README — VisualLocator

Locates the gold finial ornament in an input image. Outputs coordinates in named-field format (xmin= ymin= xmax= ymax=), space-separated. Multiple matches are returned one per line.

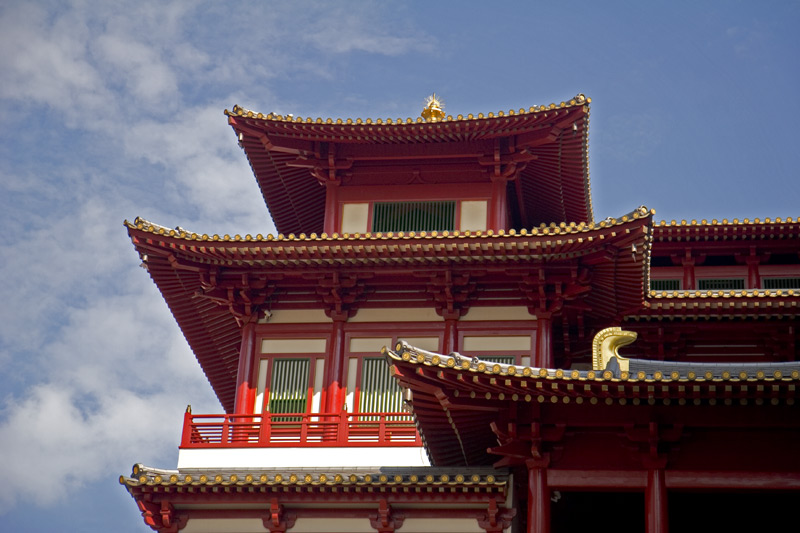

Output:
xmin=592 ymin=327 xmax=638 ymax=372
xmin=421 ymin=93 xmax=445 ymax=122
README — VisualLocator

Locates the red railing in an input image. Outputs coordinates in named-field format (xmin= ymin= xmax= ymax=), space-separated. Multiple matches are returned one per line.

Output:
xmin=180 ymin=412 xmax=421 ymax=448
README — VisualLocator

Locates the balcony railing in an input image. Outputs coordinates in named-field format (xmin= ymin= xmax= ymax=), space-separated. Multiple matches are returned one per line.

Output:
xmin=180 ymin=412 xmax=421 ymax=448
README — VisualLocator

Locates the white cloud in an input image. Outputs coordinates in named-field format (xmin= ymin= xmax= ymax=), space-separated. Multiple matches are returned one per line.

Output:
xmin=92 ymin=34 xmax=179 ymax=106
xmin=0 ymin=0 xmax=438 ymax=518
xmin=121 ymin=103 xmax=268 ymax=230
xmin=0 ymin=3 xmax=115 ymax=125
xmin=304 ymin=9 xmax=437 ymax=56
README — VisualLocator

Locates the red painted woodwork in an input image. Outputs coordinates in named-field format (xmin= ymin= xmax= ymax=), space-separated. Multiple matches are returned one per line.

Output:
xmin=533 ymin=315 xmax=552 ymax=368
xmin=681 ymin=255 xmax=695 ymax=290
xmin=324 ymin=182 xmax=339 ymax=235
xmin=489 ymin=176 xmax=508 ymax=232
xmin=180 ymin=411 xmax=421 ymax=448
xmin=233 ymin=319 xmax=258 ymax=414
xmin=645 ymin=469 xmax=668 ymax=533
xmin=527 ymin=462 xmax=550 ymax=533
xmin=324 ymin=319 xmax=346 ymax=413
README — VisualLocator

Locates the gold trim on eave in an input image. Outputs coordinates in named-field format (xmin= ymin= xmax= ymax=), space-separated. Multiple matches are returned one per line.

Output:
xmin=224 ymin=94 xmax=591 ymax=126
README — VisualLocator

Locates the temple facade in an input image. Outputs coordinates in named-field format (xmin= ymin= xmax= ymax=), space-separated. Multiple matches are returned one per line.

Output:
xmin=121 ymin=95 xmax=800 ymax=532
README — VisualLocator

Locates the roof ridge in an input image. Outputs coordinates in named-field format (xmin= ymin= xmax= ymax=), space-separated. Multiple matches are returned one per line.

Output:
xmin=225 ymin=94 xmax=590 ymax=125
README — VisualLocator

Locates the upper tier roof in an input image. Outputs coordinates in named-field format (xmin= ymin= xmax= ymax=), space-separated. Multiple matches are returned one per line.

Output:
xmin=125 ymin=207 xmax=651 ymax=411
xmin=226 ymin=95 xmax=593 ymax=234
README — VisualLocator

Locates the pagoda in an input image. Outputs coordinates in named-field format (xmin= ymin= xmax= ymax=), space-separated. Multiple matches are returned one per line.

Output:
xmin=121 ymin=95 xmax=800 ymax=532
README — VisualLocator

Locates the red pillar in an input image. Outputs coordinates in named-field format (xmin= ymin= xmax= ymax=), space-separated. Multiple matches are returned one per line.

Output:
xmin=526 ymin=460 xmax=550 ymax=533
xmin=681 ymin=257 xmax=695 ymax=290
xmin=645 ymin=469 xmax=668 ymax=533
xmin=489 ymin=177 xmax=508 ymax=231
xmin=443 ymin=315 xmax=458 ymax=354
xmin=323 ymin=317 xmax=346 ymax=413
xmin=233 ymin=319 xmax=258 ymax=414
xmin=534 ymin=315 xmax=553 ymax=368
xmin=746 ymin=256 xmax=761 ymax=289
xmin=324 ymin=181 xmax=340 ymax=235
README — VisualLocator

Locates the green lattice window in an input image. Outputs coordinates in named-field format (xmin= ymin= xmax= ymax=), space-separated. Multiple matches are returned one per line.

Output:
xmin=372 ymin=201 xmax=456 ymax=233
xmin=697 ymin=279 xmax=745 ymax=290
xmin=650 ymin=279 xmax=681 ymax=291
xmin=359 ymin=357 xmax=404 ymax=418
xmin=479 ymin=356 xmax=516 ymax=365
xmin=268 ymin=358 xmax=310 ymax=419
xmin=763 ymin=277 xmax=800 ymax=289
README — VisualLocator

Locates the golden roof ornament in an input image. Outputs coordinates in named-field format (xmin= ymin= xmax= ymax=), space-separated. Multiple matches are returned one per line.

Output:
xmin=421 ymin=93 xmax=445 ymax=122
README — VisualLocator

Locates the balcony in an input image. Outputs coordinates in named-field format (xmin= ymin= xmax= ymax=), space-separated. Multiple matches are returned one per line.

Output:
xmin=181 ymin=411 xmax=421 ymax=449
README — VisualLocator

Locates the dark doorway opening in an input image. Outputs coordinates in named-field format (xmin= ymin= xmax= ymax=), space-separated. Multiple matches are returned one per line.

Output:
xmin=669 ymin=491 xmax=797 ymax=531
xmin=551 ymin=490 xmax=644 ymax=533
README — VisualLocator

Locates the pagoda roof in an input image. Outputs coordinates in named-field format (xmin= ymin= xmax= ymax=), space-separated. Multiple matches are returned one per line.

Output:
xmin=126 ymin=208 xmax=652 ymax=411
xmin=634 ymin=288 xmax=800 ymax=319
xmin=226 ymin=95 xmax=593 ymax=234
xmin=121 ymin=463 xmax=508 ymax=492
xmin=121 ymin=464 xmax=512 ymax=531
xmin=384 ymin=341 xmax=800 ymax=466
xmin=652 ymin=217 xmax=800 ymax=253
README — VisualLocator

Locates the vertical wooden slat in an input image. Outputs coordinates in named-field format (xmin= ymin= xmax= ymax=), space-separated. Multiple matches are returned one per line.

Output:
xmin=371 ymin=201 xmax=456 ymax=233
xmin=359 ymin=358 xmax=404 ymax=419
xmin=269 ymin=358 xmax=310 ymax=419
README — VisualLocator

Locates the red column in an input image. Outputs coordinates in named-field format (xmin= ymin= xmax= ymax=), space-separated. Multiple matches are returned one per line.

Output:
xmin=526 ymin=460 xmax=550 ymax=533
xmin=746 ymin=256 xmax=761 ymax=289
xmin=323 ymin=317 xmax=346 ymax=413
xmin=645 ymin=469 xmax=668 ymax=533
xmin=443 ymin=315 xmax=458 ymax=354
xmin=681 ymin=257 xmax=695 ymax=290
xmin=324 ymin=181 xmax=340 ymax=235
xmin=489 ymin=177 xmax=508 ymax=231
xmin=534 ymin=315 xmax=553 ymax=368
xmin=233 ymin=319 xmax=258 ymax=414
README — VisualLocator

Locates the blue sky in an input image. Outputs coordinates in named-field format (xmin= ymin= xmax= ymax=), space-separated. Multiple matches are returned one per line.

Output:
xmin=0 ymin=1 xmax=798 ymax=531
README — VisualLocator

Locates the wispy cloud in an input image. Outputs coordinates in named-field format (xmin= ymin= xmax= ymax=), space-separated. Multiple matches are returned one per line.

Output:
xmin=0 ymin=0 xmax=437 ymax=517
xmin=301 ymin=4 xmax=437 ymax=56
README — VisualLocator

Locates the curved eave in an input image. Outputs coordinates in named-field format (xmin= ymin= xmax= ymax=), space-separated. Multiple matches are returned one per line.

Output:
xmin=126 ymin=225 xmax=240 ymax=412
xmin=121 ymin=464 xmax=508 ymax=494
xmin=227 ymin=99 xmax=592 ymax=234
xmin=385 ymin=343 xmax=800 ymax=466
xmin=626 ymin=289 xmax=800 ymax=320
xmin=653 ymin=218 xmax=800 ymax=243
xmin=125 ymin=207 xmax=648 ymax=266
xmin=128 ymin=208 xmax=651 ymax=318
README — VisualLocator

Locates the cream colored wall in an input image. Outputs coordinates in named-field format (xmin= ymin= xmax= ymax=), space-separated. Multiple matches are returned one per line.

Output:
xmin=182 ymin=518 xmax=266 ymax=533
xmin=462 ymin=335 xmax=532 ymax=352
xmin=341 ymin=202 xmax=369 ymax=234
xmin=181 ymin=516 xmax=489 ymax=533
xmin=461 ymin=306 xmax=534 ymax=321
xmin=349 ymin=335 xmax=440 ymax=352
xmin=349 ymin=307 xmax=443 ymax=323
xmin=261 ymin=338 xmax=327 ymax=354
xmin=261 ymin=309 xmax=331 ymax=324
xmin=460 ymin=200 xmax=488 ymax=231
xmin=349 ymin=337 xmax=393 ymax=352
